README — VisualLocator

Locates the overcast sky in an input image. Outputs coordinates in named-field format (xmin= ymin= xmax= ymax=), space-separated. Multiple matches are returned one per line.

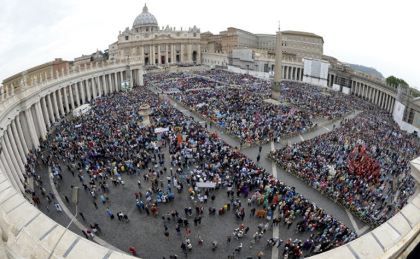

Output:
xmin=1 ymin=0 xmax=419 ymax=87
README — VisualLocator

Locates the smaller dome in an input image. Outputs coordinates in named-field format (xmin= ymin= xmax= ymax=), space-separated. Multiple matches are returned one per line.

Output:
xmin=133 ymin=4 xmax=158 ymax=29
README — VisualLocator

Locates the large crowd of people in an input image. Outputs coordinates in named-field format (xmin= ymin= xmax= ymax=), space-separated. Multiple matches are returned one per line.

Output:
xmin=279 ymin=82 xmax=371 ymax=119
xmin=194 ymin=69 xmax=271 ymax=94
xmin=145 ymin=72 xmax=219 ymax=92
xmin=175 ymin=88 xmax=314 ymax=144
xmin=270 ymin=110 xmax=420 ymax=226
xmin=25 ymin=83 xmax=356 ymax=258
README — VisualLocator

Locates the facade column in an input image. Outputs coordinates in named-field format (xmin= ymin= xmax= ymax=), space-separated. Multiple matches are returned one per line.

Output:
xmin=47 ymin=94 xmax=56 ymax=123
xmin=11 ymin=120 xmax=27 ymax=163
xmin=165 ymin=44 xmax=169 ymax=64
xmin=149 ymin=45 xmax=153 ymax=65
xmin=157 ymin=45 xmax=161 ymax=65
xmin=41 ymin=97 xmax=51 ymax=128
xmin=188 ymin=44 xmax=192 ymax=63
xmin=5 ymin=129 xmax=25 ymax=172
xmin=138 ymin=69 xmax=144 ymax=86
xmin=25 ymin=108 xmax=40 ymax=149
xmin=171 ymin=45 xmax=175 ymax=63
xmin=180 ymin=45 xmax=184 ymax=63
xmin=140 ymin=46 xmax=144 ymax=65
xmin=129 ymin=70 xmax=134 ymax=88
xmin=15 ymin=116 xmax=30 ymax=154
xmin=197 ymin=44 xmax=201 ymax=64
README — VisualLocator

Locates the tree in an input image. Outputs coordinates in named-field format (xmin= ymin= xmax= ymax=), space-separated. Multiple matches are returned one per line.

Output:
xmin=386 ymin=76 xmax=408 ymax=87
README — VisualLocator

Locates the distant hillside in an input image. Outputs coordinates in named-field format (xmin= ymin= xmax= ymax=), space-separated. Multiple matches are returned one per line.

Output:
xmin=347 ymin=63 xmax=384 ymax=80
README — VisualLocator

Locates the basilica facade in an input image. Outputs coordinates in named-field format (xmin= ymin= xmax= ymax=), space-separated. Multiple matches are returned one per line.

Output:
xmin=108 ymin=4 xmax=201 ymax=66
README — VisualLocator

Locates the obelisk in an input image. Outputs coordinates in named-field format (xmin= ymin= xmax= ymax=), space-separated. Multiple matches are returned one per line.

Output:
xmin=272 ymin=23 xmax=282 ymax=100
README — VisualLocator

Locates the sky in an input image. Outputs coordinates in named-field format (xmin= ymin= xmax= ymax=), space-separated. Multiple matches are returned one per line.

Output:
xmin=0 ymin=0 xmax=419 ymax=87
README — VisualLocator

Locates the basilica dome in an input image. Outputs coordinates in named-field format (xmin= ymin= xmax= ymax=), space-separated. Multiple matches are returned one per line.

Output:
xmin=133 ymin=4 xmax=158 ymax=29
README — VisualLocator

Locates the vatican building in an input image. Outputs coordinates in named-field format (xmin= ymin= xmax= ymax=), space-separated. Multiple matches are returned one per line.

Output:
xmin=0 ymin=3 xmax=419 ymax=259
xmin=108 ymin=4 xmax=201 ymax=66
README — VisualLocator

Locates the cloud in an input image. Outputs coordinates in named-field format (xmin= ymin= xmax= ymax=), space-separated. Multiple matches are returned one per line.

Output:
xmin=1 ymin=0 xmax=419 ymax=88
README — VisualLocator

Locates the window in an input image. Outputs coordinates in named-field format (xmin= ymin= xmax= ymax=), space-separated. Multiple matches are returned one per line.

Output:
xmin=408 ymin=109 xmax=415 ymax=124
xmin=125 ymin=36 xmax=129 ymax=40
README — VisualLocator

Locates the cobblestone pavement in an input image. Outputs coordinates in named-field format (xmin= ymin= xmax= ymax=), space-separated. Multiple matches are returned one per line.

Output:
xmin=32 ymin=89 xmax=367 ymax=259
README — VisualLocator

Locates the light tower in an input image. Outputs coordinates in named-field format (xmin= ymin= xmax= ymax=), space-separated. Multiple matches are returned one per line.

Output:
xmin=272 ymin=22 xmax=282 ymax=100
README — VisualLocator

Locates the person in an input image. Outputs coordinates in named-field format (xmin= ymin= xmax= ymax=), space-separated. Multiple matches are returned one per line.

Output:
xmin=128 ymin=246 xmax=137 ymax=256
xmin=211 ymin=241 xmax=218 ymax=251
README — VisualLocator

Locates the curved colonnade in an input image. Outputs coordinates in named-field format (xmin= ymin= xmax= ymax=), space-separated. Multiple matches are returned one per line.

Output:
xmin=0 ymin=62 xmax=418 ymax=258
xmin=0 ymin=61 xmax=142 ymax=258
xmin=281 ymin=62 xmax=397 ymax=114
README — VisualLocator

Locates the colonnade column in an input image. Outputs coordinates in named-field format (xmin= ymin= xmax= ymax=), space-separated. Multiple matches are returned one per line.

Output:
xmin=92 ymin=77 xmax=98 ymax=98
xmin=47 ymin=94 xmax=56 ymax=123
xmin=11 ymin=120 xmax=27 ymax=164
xmin=379 ymin=93 xmax=384 ymax=108
xmin=52 ymin=91 xmax=60 ymax=119
xmin=15 ymin=116 xmax=29 ymax=155
xmin=76 ymin=82 xmax=82 ymax=106
xmin=102 ymin=75 xmax=107 ymax=95
xmin=0 ymin=152 xmax=23 ymax=191
xmin=113 ymin=73 xmax=118 ymax=93
xmin=81 ymin=81 xmax=86 ymax=104
xmin=57 ymin=89 xmax=65 ymax=116
xmin=5 ymin=129 xmax=24 ymax=173
xmin=86 ymin=79 xmax=92 ymax=102
xmin=2 ymin=136 xmax=21 ymax=182
xmin=108 ymin=74 xmax=113 ymax=93
xmin=68 ymin=84 xmax=74 ymax=109
xmin=99 ymin=77 xmax=104 ymax=96
xmin=25 ymin=108 xmax=40 ymax=149
xmin=41 ymin=97 xmax=51 ymax=128
xmin=35 ymin=102 xmax=47 ymax=139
